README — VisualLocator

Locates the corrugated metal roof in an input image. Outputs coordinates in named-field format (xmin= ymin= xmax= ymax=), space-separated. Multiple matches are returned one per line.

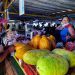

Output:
xmin=0 ymin=0 xmax=75 ymax=20
xmin=11 ymin=0 xmax=75 ymax=15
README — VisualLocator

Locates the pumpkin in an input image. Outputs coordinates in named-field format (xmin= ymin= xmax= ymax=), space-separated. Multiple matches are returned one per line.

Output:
xmin=39 ymin=35 xmax=51 ymax=50
xmin=37 ymin=54 xmax=69 ymax=75
xmin=49 ymin=35 xmax=55 ymax=41
xmin=47 ymin=37 xmax=56 ymax=50
xmin=31 ymin=35 xmax=41 ymax=48
xmin=29 ymin=35 xmax=41 ymax=49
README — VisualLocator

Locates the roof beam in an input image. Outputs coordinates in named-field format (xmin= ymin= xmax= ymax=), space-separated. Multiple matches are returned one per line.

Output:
xmin=9 ymin=12 xmax=54 ymax=18
xmin=7 ymin=0 xmax=15 ymax=9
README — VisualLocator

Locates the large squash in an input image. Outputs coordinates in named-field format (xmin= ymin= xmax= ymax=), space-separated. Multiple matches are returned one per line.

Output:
xmin=49 ymin=35 xmax=55 ymax=41
xmin=39 ymin=35 xmax=51 ymax=50
xmin=47 ymin=37 xmax=56 ymax=50
xmin=31 ymin=35 xmax=41 ymax=48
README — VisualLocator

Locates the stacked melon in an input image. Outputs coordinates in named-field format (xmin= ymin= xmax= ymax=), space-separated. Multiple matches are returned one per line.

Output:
xmin=23 ymin=49 xmax=69 ymax=75
xmin=14 ymin=34 xmax=75 ymax=75
xmin=22 ymin=47 xmax=75 ymax=75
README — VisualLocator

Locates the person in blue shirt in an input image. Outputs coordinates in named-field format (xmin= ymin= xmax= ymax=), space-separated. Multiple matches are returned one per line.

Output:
xmin=56 ymin=17 xmax=75 ymax=44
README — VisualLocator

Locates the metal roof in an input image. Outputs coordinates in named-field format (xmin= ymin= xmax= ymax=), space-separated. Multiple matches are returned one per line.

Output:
xmin=12 ymin=0 xmax=75 ymax=16
xmin=0 ymin=0 xmax=75 ymax=20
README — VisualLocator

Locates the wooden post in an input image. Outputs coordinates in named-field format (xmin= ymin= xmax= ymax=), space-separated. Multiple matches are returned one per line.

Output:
xmin=4 ymin=0 xmax=8 ymax=19
xmin=3 ymin=0 xmax=8 ymax=29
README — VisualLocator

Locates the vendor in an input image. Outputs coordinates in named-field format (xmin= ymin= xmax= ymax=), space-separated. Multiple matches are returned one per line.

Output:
xmin=56 ymin=17 xmax=75 ymax=44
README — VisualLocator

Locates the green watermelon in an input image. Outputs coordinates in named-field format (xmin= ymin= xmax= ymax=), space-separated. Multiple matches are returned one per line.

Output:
xmin=52 ymin=48 xmax=75 ymax=67
xmin=23 ymin=49 xmax=50 ymax=65
xmin=37 ymin=54 xmax=69 ymax=75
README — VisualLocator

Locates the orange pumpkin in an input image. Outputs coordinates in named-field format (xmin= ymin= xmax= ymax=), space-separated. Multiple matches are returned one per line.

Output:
xmin=39 ymin=35 xmax=51 ymax=50
xmin=50 ymin=40 xmax=56 ymax=50
xmin=32 ymin=35 xmax=41 ymax=48
xmin=49 ymin=35 xmax=55 ymax=41
xmin=47 ymin=37 xmax=56 ymax=50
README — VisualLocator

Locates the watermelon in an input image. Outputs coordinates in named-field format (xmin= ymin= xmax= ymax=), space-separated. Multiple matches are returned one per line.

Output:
xmin=23 ymin=49 xmax=50 ymax=65
xmin=37 ymin=54 xmax=69 ymax=75
xmin=52 ymin=48 xmax=75 ymax=67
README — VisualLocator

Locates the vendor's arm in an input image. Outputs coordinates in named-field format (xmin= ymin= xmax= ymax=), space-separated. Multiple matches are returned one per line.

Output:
xmin=68 ymin=26 xmax=75 ymax=38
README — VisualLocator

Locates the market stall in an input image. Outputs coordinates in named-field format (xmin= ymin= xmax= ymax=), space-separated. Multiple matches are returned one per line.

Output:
xmin=0 ymin=0 xmax=75 ymax=75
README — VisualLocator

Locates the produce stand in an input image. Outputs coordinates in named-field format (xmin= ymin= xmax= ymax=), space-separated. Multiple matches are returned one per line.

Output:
xmin=0 ymin=0 xmax=75 ymax=75
xmin=9 ymin=56 xmax=75 ymax=75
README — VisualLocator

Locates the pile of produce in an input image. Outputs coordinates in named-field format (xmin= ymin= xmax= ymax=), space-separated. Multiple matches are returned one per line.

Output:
xmin=13 ymin=34 xmax=75 ymax=75
xmin=22 ymin=49 xmax=70 ymax=75
xmin=29 ymin=34 xmax=56 ymax=50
